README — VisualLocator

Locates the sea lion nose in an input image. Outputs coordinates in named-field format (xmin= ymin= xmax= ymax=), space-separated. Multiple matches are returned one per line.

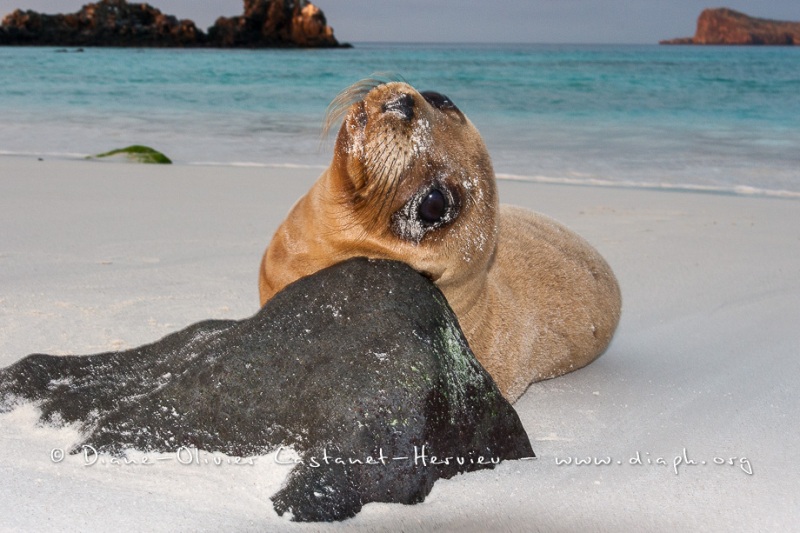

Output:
xmin=382 ymin=93 xmax=415 ymax=121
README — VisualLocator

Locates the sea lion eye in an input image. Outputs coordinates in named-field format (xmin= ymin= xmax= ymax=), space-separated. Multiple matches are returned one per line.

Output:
xmin=420 ymin=91 xmax=458 ymax=112
xmin=391 ymin=184 xmax=459 ymax=243
xmin=419 ymin=189 xmax=447 ymax=223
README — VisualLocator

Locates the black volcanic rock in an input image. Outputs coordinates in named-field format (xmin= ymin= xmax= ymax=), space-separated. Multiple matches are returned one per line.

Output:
xmin=208 ymin=0 xmax=342 ymax=48
xmin=0 ymin=0 xmax=203 ymax=46
xmin=0 ymin=0 xmax=346 ymax=48
xmin=0 ymin=258 xmax=534 ymax=522
xmin=661 ymin=8 xmax=800 ymax=45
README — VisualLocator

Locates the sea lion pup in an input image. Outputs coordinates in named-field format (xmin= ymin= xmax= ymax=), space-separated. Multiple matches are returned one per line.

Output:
xmin=259 ymin=80 xmax=621 ymax=402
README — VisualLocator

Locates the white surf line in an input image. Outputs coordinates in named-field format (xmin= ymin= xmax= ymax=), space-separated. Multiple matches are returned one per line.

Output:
xmin=496 ymin=173 xmax=800 ymax=200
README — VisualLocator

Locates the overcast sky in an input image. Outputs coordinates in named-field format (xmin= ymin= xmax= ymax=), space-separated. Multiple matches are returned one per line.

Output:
xmin=1 ymin=1 xmax=797 ymax=44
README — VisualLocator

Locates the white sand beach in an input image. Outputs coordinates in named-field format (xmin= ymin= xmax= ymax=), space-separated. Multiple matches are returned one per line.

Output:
xmin=0 ymin=156 xmax=798 ymax=531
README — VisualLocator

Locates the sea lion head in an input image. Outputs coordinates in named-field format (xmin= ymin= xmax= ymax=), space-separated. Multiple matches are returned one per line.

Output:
xmin=323 ymin=80 xmax=499 ymax=291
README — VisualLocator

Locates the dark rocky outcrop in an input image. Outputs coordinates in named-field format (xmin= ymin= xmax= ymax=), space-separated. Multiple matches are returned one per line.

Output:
xmin=208 ymin=0 xmax=341 ymax=47
xmin=0 ymin=0 xmax=203 ymax=46
xmin=0 ymin=258 xmax=534 ymax=522
xmin=661 ymin=8 xmax=800 ymax=45
xmin=0 ymin=0 xmax=346 ymax=48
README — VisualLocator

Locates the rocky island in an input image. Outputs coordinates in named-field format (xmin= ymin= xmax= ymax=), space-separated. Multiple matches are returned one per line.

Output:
xmin=0 ymin=0 xmax=347 ymax=48
xmin=661 ymin=8 xmax=800 ymax=45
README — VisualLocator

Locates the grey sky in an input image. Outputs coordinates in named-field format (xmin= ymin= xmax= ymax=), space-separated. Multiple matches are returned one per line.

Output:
xmin=0 ymin=0 xmax=797 ymax=43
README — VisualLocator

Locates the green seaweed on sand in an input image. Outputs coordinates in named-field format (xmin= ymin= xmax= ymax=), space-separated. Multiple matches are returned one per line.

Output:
xmin=90 ymin=145 xmax=172 ymax=164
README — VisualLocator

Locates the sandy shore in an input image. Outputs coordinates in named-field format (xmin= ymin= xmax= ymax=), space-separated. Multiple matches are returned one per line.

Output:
xmin=1 ymin=157 xmax=798 ymax=531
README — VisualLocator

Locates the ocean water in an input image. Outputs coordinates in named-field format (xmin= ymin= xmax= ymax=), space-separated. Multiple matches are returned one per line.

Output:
xmin=1 ymin=43 xmax=799 ymax=197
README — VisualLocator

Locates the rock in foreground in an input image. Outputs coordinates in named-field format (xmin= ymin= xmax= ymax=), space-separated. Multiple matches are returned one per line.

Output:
xmin=0 ymin=0 xmax=346 ymax=48
xmin=661 ymin=8 xmax=800 ymax=45
xmin=0 ymin=258 xmax=534 ymax=522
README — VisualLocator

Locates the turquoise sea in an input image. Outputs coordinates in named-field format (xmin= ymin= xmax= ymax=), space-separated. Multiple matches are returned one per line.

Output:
xmin=1 ymin=43 xmax=799 ymax=196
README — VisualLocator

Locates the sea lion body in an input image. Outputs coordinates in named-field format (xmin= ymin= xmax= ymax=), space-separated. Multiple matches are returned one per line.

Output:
xmin=259 ymin=81 xmax=620 ymax=402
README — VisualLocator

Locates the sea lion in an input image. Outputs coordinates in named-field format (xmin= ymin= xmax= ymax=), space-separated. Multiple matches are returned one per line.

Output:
xmin=259 ymin=79 xmax=621 ymax=402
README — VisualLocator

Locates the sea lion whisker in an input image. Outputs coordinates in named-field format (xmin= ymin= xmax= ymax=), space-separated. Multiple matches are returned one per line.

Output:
xmin=370 ymin=135 xmax=397 ymax=183
xmin=373 ymin=180 xmax=394 ymax=227
xmin=373 ymin=148 xmax=402 ymax=222
xmin=364 ymin=138 xmax=398 ymax=210
xmin=322 ymin=73 xmax=405 ymax=139
xmin=361 ymin=133 xmax=389 ymax=172
xmin=365 ymin=136 xmax=393 ymax=172
xmin=386 ymin=166 xmax=404 ymax=222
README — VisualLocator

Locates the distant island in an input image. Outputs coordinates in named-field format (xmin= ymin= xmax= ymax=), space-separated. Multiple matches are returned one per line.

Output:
xmin=661 ymin=8 xmax=800 ymax=45
xmin=0 ymin=0 xmax=349 ymax=48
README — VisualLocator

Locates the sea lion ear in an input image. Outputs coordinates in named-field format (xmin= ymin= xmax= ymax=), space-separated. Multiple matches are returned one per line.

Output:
xmin=420 ymin=91 xmax=459 ymax=112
